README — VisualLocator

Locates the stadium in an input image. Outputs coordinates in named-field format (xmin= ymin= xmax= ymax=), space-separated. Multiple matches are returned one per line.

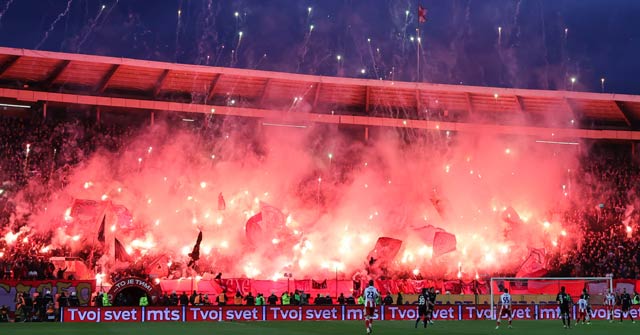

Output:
xmin=1 ymin=1 xmax=640 ymax=334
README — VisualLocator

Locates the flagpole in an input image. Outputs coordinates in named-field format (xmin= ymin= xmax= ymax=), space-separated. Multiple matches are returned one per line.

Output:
xmin=416 ymin=27 xmax=420 ymax=82
xmin=335 ymin=266 xmax=338 ymax=301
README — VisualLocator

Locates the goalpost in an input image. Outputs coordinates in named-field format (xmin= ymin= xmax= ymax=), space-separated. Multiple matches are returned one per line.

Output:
xmin=489 ymin=277 xmax=613 ymax=320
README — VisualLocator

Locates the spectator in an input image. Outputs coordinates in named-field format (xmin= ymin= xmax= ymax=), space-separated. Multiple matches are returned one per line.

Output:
xmin=244 ymin=292 xmax=255 ymax=306
xmin=396 ymin=292 xmax=404 ymax=305
xmin=267 ymin=292 xmax=278 ymax=305
xmin=179 ymin=292 xmax=189 ymax=306
xmin=383 ymin=292 xmax=393 ymax=305
xmin=234 ymin=291 xmax=243 ymax=305
xmin=281 ymin=292 xmax=290 ymax=305
xmin=216 ymin=292 xmax=227 ymax=306
xmin=337 ymin=293 xmax=345 ymax=305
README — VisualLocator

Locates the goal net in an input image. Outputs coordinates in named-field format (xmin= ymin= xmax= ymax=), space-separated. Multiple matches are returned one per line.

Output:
xmin=489 ymin=276 xmax=613 ymax=320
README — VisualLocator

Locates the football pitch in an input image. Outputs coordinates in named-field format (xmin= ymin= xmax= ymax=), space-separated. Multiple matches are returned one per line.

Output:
xmin=2 ymin=320 xmax=638 ymax=335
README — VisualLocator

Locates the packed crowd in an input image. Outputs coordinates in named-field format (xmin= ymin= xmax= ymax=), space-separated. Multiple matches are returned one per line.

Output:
xmin=549 ymin=147 xmax=640 ymax=278
xmin=0 ymin=112 xmax=639 ymax=283
xmin=0 ymin=114 xmax=140 ymax=279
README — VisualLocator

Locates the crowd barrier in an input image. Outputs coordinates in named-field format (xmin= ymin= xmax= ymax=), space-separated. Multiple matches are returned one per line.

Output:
xmin=61 ymin=304 xmax=640 ymax=323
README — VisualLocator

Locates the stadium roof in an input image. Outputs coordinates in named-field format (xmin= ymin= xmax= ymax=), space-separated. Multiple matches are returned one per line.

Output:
xmin=1 ymin=47 xmax=640 ymax=141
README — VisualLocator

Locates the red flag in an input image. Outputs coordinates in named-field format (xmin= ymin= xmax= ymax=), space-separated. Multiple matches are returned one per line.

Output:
xmin=244 ymin=203 xmax=288 ymax=246
xmin=97 ymin=216 xmax=106 ymax=243
xmin=112 ymin=205 xmax=134 ymax=230
xmin=367 ymin=237 xmax=403 ymax=265
xmin=146 ymin=254 xmax=170 ymax=278
xmin=218 ymin=192 xmax=226 ymax=210
xmin=114 ymin=238 xmax=132 ymax=262
xmin=501 ymin=206 xmax=522 ymax=225
xmin=70 ymin=199 xmax=107 ymax=224
xmin=188 ymin=231 xmax=203 ymax=267
xmin=516 ymin=248 xmax=547 ymax=277
xmin=245 ymin=213 xmax=263 ymax=245
xmin=433 ymin=231 xmax=457 ymax=257
xmin=418 ymin=5 xmax=427 ymax=24
xmin=430 ymin=197 xmax=448 ymax=219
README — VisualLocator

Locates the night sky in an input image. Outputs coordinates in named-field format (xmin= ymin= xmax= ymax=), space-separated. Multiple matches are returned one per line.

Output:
xmin=0 ymin=0 xmax=639 ymax=94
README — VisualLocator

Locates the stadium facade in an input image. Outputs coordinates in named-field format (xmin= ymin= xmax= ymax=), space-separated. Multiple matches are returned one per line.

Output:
xmin=1 ymin=47 xmax=640 ymax=141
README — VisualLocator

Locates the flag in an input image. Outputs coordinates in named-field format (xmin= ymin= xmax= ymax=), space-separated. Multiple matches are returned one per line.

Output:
xmin=245 ymin=213 xmax=263 ymax=245
xmin=244 ymin=203 xmax=290 ymax=246
xmin=218 ymin=192 xmax=226 ymax=210
xmin=418 ymin=5 xmax=427 ymax=24
xmin=70 ymin=199 xmax=107 ymax=224
xmin=97 ymin=215 xmax=105 ymax=243
xmin=413 ymin=224 xmax=445 ymax=244
xmin=501 ymin=206 xmax=522 ymax=226
xmin=114 ymin=238 xmax=132 ymax=262
xmin=433 ymin=231 xmax=457 ymax=257
xmin=260 ymin=203 xmax=286 ymax=231
xmin=188 ymin=231 xmax=203 ymax=267
xmin=112 ymin=205 xmax=134 ymax=230
xmin=367 ymin=237 xmax=403 ymax=265
xmin=515 ymin=248 xmax=547 ymax=277
xmin=312 ymin=280 xmax=328 ymax=290
xmin=146 ymin=255 xmax=170 ymax=278
xmin=430 ymin=197 xmax=448 ymax=219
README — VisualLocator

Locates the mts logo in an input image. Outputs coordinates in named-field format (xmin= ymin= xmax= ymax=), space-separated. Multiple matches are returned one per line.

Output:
xmin=344 ymin=307 xmax=380 ymax=321
xmin=145 ymin=307 xmax=182 ymax=322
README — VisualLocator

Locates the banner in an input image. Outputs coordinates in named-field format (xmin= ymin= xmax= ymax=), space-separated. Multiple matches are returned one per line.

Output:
xmin=130 ymin=278 xmax=640 ymax=296
xmin=61 ymin=304 xmax=640 ymax=323
xmin=185 ymin=305 xmax=263 ymax=321
xmin=108 ymin=277 xmax=162 ymax=303
xmin=312 ymin=280 xmax=327 ymax=290
xmin=219 ymin=278 xmax=252 ymax=296
xmin=459 ymin=305 xmax=535 ymax=320
xmin=265 ymin=305 xmax=340 ymax=321
xmin=64 ymin=307 xmax=143 ymax=323
xmin=385 ymin=305 xmax=459 ymax=320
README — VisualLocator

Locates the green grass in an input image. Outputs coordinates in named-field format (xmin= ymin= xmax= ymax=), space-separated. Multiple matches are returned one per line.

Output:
xmin=2 ymin=320 xmax=639 ymax=335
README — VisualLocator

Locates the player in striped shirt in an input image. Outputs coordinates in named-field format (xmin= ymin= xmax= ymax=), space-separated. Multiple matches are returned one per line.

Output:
xmin=363 ymin=280 xmax=380 ymax=334
xmin=576 ymin=297 xmax=589 ymax=325
xmin=495 ymin=288 xmax=513 ymax=329
xmin=578 ymin=289 xmax=591 ymax=325
xmin=604 ymin=289 xmax=616 ymax=322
